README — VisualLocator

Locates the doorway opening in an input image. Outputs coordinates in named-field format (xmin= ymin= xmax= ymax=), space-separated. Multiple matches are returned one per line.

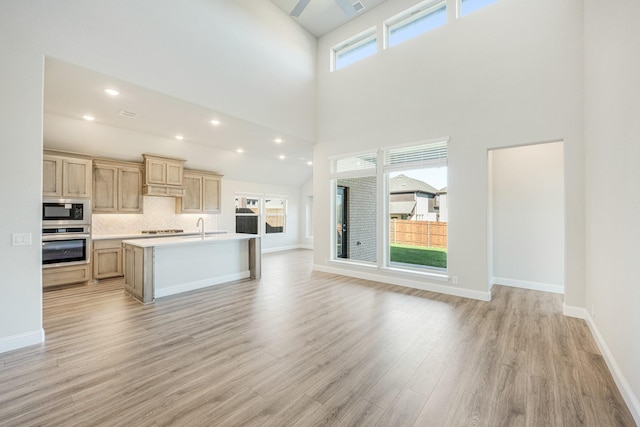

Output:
xmin=488 ymin=141 xmax=565 ymax=294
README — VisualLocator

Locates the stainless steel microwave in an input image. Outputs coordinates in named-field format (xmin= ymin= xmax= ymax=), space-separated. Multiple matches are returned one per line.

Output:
xmin=42 ymin=199 xmax=91 ymax=226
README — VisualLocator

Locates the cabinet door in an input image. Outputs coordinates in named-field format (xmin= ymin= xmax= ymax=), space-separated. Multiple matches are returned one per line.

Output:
xmin=93 ymin=248 xmax=123 ymax=279
xmin=119 ymin=167 xmax=143 ymax=213
xmin=202 ymin=175 xmax=221 ymax=213
xmin=146 ymin=159 xmax=167 ymax=184
xmin=180 ymin=175 xmax=202 ymax=212
xmin=43 ymin=155 xmax=63 ymax=197
xmin=93 ymin=165 xmax=118 ymax=212
xmin=63 ymin=158 xmax=92 ymax=198
xmin=166 ymin=161 xmax=183 ymax=186
xmin=124 ymin=245 xmax=145 ymax=300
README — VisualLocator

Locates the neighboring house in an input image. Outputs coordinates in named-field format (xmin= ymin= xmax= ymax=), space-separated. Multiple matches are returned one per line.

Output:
xmin=389 ymin=174 xmax=447 ymax=222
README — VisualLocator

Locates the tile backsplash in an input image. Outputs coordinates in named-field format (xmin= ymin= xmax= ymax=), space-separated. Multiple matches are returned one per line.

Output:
xmin=92 ymin=196 xmax=219 ymax=236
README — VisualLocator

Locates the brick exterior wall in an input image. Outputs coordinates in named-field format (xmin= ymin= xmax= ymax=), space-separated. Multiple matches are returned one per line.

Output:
xmin=338 ymin=177 xmax=377 ymax=262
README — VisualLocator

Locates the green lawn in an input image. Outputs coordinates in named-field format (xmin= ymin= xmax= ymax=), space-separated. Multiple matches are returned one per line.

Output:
xmin=390 ymin=244 xmax=447 ymax=269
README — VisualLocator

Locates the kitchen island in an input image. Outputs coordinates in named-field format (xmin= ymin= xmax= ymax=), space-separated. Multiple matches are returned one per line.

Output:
xmin=122 ymin=233 xmax=261 ymax=304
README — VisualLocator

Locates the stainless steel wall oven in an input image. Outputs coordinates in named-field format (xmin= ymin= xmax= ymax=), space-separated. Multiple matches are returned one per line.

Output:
xmin=42 ymin=225 xmax=91 ymax=267
xmin=42 ymin=198 xmax=91 ymax=268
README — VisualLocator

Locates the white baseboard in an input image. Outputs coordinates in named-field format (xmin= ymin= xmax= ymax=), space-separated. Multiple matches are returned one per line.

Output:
xmin=563 ymin=304 xmax=640 ymax=425
xmin=262 ymin=244 xmax=312 ymax=254
xmin=313 ymin=264 xmax=491 ymax=301
xmin=0 ymin=328 xmax=45 ymax=354
xmin=155 ymin=271 xmax=250 ymax=298
xmin=491 ymin=276 xmax=564 ymax=294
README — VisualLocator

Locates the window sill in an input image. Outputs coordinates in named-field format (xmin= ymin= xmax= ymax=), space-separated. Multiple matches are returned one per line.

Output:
xmin=381 ymin=266 xmax=449 ymax=282
xmin=327 ymin=259 xmax=449 ymax=283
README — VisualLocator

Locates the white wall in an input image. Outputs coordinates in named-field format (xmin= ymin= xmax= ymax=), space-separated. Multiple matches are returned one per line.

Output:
xmin=490 ymin=142 xmax=564 ymax=293
xmin=584 ymin=0 xmax=640 ymax=420
xmin=299 ymin=177 xmax=314 ymax=249
xmin=314 ymin=0 xmax=584 ymax=302
xmin=0 ymin=0 xmax=315 ymax=352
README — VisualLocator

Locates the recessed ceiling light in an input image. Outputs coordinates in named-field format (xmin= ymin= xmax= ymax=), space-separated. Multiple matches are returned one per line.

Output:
xmin=210 ymin=119 xmax=221 ymax=126
xmin=175 ymin=135 xmax=184 ymax=140
xmin=236 ymin=148 xmax=244 ymax=153
xmin=104 ymin=88 xmax=119 ymax=96
xmin=307 ymin=161 xmax=313 ymax=166
xmin=279 ymin=155 xmax=286 ymax=160
xmin=82 ymin=115 xmax=95 ymax=121
xmin=275 ymin=138 xmax=283 ymax=144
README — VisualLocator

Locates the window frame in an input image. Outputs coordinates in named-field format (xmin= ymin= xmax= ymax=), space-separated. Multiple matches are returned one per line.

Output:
xmin=264 ymin=196 xmax=288 ymax=235
xmin=329 ymin=138 xmax=448 ymax=275
xmin=234 ymin=193 xmax=288 ymax=236
xmin=457 ymin=0 xmax=499 ymax=18
xmin=331 ymin=26 xmax=378 ymax=72
xmin=384 ymin=0 xmax=447 ymax=49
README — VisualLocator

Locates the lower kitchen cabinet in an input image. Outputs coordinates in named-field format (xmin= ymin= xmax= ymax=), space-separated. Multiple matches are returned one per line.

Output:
xmin=43 ymin=264 xmax=91 ymax=289
xmin=123 ymin=244 xmax=153 ymax=303
xmin=93 ymin=239 xmax=123 ymax=279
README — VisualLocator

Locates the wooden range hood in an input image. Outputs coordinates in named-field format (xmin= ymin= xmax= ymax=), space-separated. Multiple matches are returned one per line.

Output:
xmin=142 ymin=154 xmax=186 ymax=197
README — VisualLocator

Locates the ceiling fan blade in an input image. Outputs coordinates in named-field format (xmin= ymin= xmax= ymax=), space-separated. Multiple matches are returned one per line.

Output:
xmin=334 ymin=0 xmax=357 ymax=18
xmin=290 ymin=0 xmax=312 ymax=17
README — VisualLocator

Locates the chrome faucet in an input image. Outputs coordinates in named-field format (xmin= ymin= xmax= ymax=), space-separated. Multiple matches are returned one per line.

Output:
xmin=196 ymin=217 xmax=205 ymax=239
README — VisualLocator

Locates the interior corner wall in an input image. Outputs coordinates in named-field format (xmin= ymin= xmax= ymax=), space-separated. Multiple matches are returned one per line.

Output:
xmin=491 ymin=142 xmax=564 ymax=291
xmin=0 ymin=0 xmax=316 ymax=353
xmin=313 ymin=0 xmax=584 ymax=300
xmin=584 ymin=0 xmax=640 ymax=417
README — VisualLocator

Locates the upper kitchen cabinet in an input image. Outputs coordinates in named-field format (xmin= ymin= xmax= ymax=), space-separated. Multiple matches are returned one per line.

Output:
xmin=142 ymin=154 xmax=186 ymax=197
xmin=93 ymin=159 xmax=143 ymax=214
xmin=43 ymin=154 xmax=92 ymax=198
xmin=176 ymin=170 xmax=222 ymax=214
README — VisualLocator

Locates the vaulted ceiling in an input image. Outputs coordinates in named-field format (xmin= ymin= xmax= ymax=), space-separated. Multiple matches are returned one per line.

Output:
xmin=270 ymin=0 xmax=390 ymax=37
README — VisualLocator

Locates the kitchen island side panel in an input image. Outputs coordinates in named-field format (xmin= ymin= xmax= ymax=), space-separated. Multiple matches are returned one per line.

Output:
xmin=153 ymin=239 xmax=249 ymax=297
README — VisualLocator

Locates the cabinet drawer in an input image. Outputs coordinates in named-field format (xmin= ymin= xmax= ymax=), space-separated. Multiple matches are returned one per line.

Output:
xmin=43 ymin=264 xmax=91 ymax=288
xmin=93 ymin=239 xmax=122 ymax=250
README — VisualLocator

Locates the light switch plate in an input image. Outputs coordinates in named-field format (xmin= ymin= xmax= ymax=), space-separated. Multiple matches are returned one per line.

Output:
xmin=12 ymin=233 xmax=32 ymax=246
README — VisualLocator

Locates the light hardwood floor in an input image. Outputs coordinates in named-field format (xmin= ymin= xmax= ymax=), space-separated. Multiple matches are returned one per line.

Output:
xmin=0 ymin=249 xmax=635 ymax=426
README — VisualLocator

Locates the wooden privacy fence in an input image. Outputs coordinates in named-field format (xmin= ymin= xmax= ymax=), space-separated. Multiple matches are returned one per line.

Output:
xmin=389 ymin=219 xmax=447 ymax=249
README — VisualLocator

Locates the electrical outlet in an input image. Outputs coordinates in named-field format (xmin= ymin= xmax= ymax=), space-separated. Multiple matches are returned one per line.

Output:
xmin=12 ymin=233 xmax=32 ymax=246
xmin=451 ymin=275 xmax=459 ymax=285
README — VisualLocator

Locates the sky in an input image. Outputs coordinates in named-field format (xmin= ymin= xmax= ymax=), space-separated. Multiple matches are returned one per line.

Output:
xmin=391 ymin=167 xmax=448 ymax=191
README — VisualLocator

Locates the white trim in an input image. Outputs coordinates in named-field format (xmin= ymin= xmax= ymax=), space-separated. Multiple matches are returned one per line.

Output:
xmin=314 ymin=263 xmax=491 ymax=301
xmin=561 ymin=303 xmax=588 ymax=319
xmin=491 ymin=276 xmax=564 ymax=294
xmin=155 ymin=272 xmax=250 ymax=298
xmin=262 ymin=244 xmax=310 ymax=254
xmin=0 ymin=329 xmax=45 ymax=354
xmin=563 ymin=304 xmax=640 ymax=425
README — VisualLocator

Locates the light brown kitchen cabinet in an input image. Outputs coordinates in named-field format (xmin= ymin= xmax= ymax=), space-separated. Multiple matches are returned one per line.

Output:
xmin=43 ymin=154 xmax=92 ymax=198
xmin=142 ymin=154 xmax=185 ymax=197
xmin=43 ymin=264 xmax=91 ymax=289
xmin=93 ymin=239 xmax=123 ymax=279
xmin=123 ymin=244 xmax=153 ymax=303
xmin=176 ymin=170 xmax=222 ymax=214
xmin=93 ymin=160 xmax=143 ymax=214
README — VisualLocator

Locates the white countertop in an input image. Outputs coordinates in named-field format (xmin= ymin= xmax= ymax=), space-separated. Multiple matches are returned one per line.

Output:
xmin=122 ymin=233 xmax=257 ymax=248
xmin=92 ymin=231 xmax=227 ymax=241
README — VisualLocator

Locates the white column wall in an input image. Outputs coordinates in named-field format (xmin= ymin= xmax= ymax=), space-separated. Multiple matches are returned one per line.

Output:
xmin=314 ymin=0 xmax=584 ymax=302
xmin=584 ymin=0 xmax=640 ymax=419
